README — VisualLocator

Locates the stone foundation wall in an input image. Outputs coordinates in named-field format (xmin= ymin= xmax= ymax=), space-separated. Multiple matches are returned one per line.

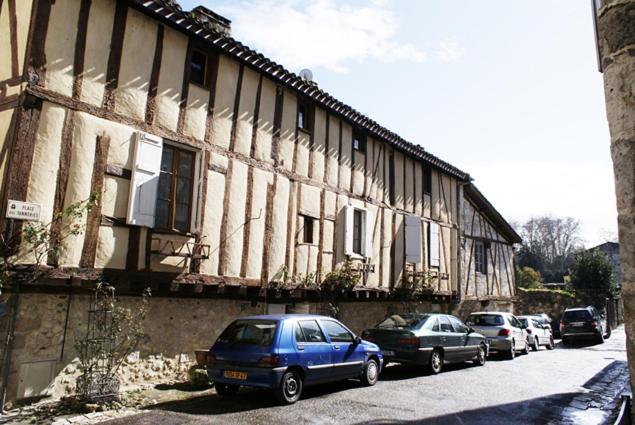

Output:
xmin=0 ymin=292 xmax=516 ymax=402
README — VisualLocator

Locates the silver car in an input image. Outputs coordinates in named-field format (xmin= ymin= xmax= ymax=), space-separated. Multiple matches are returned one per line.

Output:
xmin=465 ymin=312 xmax=528 ymax=360
xmin=517 ymin=316 xmax=554 ymax=351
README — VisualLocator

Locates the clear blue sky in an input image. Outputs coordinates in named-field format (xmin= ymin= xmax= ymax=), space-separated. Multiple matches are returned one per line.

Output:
xmin=181 ymin=0 xmax=616 ymax=247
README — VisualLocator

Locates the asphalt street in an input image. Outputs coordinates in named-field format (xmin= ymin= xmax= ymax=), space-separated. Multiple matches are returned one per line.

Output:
xmin=102 ymin=327 xmax=628 ymax=425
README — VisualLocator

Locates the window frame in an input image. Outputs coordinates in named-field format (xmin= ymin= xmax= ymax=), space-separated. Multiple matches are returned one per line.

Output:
xmin=352 ymin=130 xmax=366 ymax=153
xmin=298 ymin=320 xmax=327 ymax=344
xmin=189 ymin=48 xmax=209 ymax=88
xmin=297 ymin=99 xmax=313 ymax=133
xmin=474 ymin=240 xmax=487 ymax=274
xmin=155 ymin=143 xmax=197 ymax=233
xmin=352 ymin=209 xmax=363 ymax=256
xmin=423 ymin=167 xmax=432 ymax=195
xmin=321 ymin=320 xmax=354 ymax=344
xmin=300 ymin=215 xmax=316 ymax=245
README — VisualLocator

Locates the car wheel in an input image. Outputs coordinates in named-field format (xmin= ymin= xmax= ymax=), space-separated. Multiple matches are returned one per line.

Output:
xmin=275 ymin=370 xmax=303 ymax=404
xmin=596 ymin=332 xmax=605 ymax=345
xmin=215 ymin=383 xmax=240 ymax=397
xmin=521 ymin=340 xmax=530 ymax=355
xmin=605 ymin=327 xmax=611 ymax=339
xmin=474 ymin=344 xmax=486 ymax=366
xmin=428 ymin=349 xmax=443 ymax=374
xmin=505 ymin=341 xmax=515 ymax=360
xmin=531 ymin=337 xmax=539 ymax=352
xmin=546 ymin=337 xmax=555 ymax=350
xmin=361 ymin=359 xmax=379 ymax=386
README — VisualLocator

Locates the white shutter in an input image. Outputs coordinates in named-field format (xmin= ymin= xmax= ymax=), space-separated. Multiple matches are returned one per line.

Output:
xmin=344 ymin=205 xmax=354 ymax=256
xmin=126 ymin=132 xmax=163 ymax=227
xmin=405 ymin=215 xmax=422 ymax=263
xmin=364 ymin=209 xmax=373 ymax=258
xmin=190 ymin=150 xmax=205 ymax=233
xmin=429 ymin=222 xmax=440 ymax=267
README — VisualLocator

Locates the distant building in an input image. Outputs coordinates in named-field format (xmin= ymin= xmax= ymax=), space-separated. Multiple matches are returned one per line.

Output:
xmin=588 ymin=242 xmax=622 ymax=286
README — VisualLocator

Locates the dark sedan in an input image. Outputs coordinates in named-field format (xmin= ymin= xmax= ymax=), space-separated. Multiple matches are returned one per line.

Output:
xmin=361 ymin=313 xmax=488 ymax=374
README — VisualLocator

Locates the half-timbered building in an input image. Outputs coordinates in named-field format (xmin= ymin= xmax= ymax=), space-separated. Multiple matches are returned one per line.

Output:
xmin=0 ymin=0 xmax=521 ymax=401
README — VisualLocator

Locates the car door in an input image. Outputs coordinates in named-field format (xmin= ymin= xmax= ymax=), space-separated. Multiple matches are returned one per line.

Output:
xmin=449 ymin=316 xmax=475 ymax=361
xmin=320 ymin=319 xmax=364 ymax=379
xmin=509 ymin=316 xmax=525 ymax=349
xmin=533 ymin=318 xmax=546 ymax=344
xmin=439 ymin=315 xmax=461 ymax=361
xmin=296 ymin=320 xmax=333 ymax=384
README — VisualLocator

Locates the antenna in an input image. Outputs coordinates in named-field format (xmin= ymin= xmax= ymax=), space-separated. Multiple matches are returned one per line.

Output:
xmin=299 ymin=68 xmax=313 ymax=82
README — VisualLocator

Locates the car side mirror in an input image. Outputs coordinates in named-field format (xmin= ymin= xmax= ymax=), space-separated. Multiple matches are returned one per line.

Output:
xmin=354 ymin=336 xmax=362 ymax=345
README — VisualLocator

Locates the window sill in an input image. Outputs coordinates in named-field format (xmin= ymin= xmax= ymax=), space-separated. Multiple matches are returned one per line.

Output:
xmin=347 ymin=253 xmax=366 ymax=261
xmin=189 ymin=80 xmax=210 ymax=91
xmin=153 ymin=227 xmax=198 ymax=238
xmin=297 ymin=127 xmax=312 ymax=136
xmin=297 ymin=242 xmax=318 ymax=247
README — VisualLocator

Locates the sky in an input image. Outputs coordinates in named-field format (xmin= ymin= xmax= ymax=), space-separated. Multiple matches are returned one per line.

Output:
xmin=181 ymin=0 xmax=617 ymax=247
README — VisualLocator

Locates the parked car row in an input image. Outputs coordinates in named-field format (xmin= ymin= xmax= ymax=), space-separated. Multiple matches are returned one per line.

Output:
xmin=205 ymin=310 xmax=560 ymax=405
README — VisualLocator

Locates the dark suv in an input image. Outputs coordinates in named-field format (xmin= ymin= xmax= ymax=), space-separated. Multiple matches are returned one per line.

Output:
xmin=560 ymin=306 xmax=610 ymax=345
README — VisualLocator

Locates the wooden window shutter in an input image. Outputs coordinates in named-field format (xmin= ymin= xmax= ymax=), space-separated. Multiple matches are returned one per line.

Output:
xmin=364 ymin=209 xmax=373 ymax=258
xmin=429 ymin=221 xmax=440 ymax=267
xmin=190 ymin=150 xmax=205 ymax=233
xmin=405 ymin=215 xmax=422 ymax=264
xmin=344 ymin=205 xmax=354 ymax=256
xmin=126 ymin=132 xmax=163 ymax=227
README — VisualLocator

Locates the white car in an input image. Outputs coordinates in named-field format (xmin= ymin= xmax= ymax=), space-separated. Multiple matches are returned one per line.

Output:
xmin=517 ymin=315 xmax=554 ymax=351
xmin=465 ymin=312 xmax=529 ymax=360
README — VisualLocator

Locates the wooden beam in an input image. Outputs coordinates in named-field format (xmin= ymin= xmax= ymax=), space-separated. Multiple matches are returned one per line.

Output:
xmin=8 ymin=0 xmax=19 ymax=78
xmin=260 ymin=175 xmax=277 ymax=284
xmin=80 ymin=134 xmax=110 ymax=268
xmin=249 ymin=74 xmax=263 ymax=158
xmin=228 ymin=63 xmax=244 ymax=152
xmin=203 ymin=53 xmax=220 ymax=144
xmin=144 ymin=24 xmax=164 ymax=125
xmin=176 ymin=39 xmax=193 ymax=133
xmin=126 ymin=226 xmax=141 ymax=271
xmin=217 ymin=159 xmax=234 ymax=275
xmin=25 ymin=0 xmax=52 ymax=86
xmin=72 ymin=0 xmax=92 ymax=100
xmin=239 ymin=165 xmax=255 ymax=278
xmin=102 ymin=1 xmax=128 ymax=111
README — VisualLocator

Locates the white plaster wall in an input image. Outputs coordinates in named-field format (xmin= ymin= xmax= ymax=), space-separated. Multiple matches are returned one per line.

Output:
xmin=44 ymin=0 xmax=81 ymax=97
xmin=153 ymin=28 xmax=187 ymax=132
xmin=295 ymin=131 xmax=310 ymax=177
xmin=233 ymin=67 xmax=259 ymax=156
xmin=339 ymin=123 xmax=352 ymax=190
xmin=101 ymin=176 xmax=129 ymax=219
xmin=268 ymin=177 xmax=289 ymax=281
xmin=278 ymin=90 xmax=296 ymax=172
xmin=80 ymin=0 xmax=116 ymax=106
xmin=114 ymin=8 xmax=156 ymax=121
xmin=311 ymin=108 xmax=326 ymax=182
xmin=0 ymin=0 xmax=32 ymax=80
xmin=200 ymin=170 xmax=226 ymax=275
xmin=325 ymin=115 xmax=339 ymax=187
xmin=182 ymin=84 xmax=208 ymax=141
xmin=94 ymin=226 xmax=128 ymax=269
xmin=224 ymin=160 xmax=248 ymax=276
xmin=405 ymin=158 xmax=414 ymax=213
xmin=245 ymin=168 xmax=272 ymax=279
xmin=211 ymin=56 xmax=239 ymax=150
xmin=253 ymin=77 xmax=275 ymax=163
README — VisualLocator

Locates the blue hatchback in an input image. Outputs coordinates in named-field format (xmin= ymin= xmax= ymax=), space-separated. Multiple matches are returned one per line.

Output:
xmin=206 ymin=314 xmax=383 ymax=404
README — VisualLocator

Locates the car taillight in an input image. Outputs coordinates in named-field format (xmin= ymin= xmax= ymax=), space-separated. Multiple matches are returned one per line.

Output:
xmin=526 ymin=329 xmax=532 ymax=334
xmin=591 ymin=320 xmax=598 ymax=328
xmin=560 ymin=323 xmax=565 ymax=331
xmin=396 ymin=337 xmax=420 ymax=346
xmin=498 ymin=329 xmax=511 ymax=337
xmin=363 ymin=335 xmax=376 ymax=342
xmin=206 ymin=353 xmax=216 ymax=366
xmin=257 ymin=355 xmax=280 ymax=368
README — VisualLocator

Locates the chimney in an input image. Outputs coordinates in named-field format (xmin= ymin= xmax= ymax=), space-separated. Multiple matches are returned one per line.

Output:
xmin=190 ymin=6 xmax=231 ymax=36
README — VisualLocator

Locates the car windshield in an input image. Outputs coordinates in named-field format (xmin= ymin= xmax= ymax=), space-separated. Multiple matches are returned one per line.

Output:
xmin=563 ymin=310 xmax=592 ymax=322
xmin=217 ymin=319 xmax=278 ymax=346
xmin=376 ymin=314 xmax=429 ymax=329
xmin=469 ymin=314 xmax=504 ymax=326
xmin=518 ymin=318 xmax=529 ymax=327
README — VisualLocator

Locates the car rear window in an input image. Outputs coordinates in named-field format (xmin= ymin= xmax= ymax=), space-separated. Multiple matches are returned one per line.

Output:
xmin=468 ymin=314 xmax=504 ymax=326
xmin=518 ymin=318 xmax=529 ymax=327
xmin=376 ymin=314 xmax=429 ymax=329
xmin=563 ymin=310 xmax=592 ymax=322
xmin=217 ymin=319 xmax=278 ymax=346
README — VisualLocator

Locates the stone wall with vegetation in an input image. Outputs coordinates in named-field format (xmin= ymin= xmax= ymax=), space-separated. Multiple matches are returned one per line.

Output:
xmin=515 ymin=288 xmax=586 ymax=321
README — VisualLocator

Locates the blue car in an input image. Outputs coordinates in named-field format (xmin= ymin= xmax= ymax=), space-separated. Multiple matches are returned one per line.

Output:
xmin=206 ymin=314 xmax=383 ymax=404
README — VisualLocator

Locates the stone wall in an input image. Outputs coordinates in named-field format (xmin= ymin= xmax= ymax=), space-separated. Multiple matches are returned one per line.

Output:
xmin=0 ymin=292 xmax=516 ymax=402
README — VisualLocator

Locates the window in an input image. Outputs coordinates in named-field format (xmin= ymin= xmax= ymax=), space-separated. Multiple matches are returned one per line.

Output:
xmin=467 ymin=314 xmax=504 ymax=326
xmin=428 ymin=222 xmax=440 ymax=268
xmin=297 ymin=100 xmax=312 ymax=132
xmin=217 ymin=319 xmax=278 ymax=346
xmin=423 ymin=167 xmax=432 ymax=195
xmin=376 ymin=314 xmax=429 ymax=330
xmin=301 ymin=215 xmax=315 ymax=244
xmin=353 ymin=209 xmax=363 ymax=255
xmin=475 ymin=240 xmax=487 ymax=273
xmin=190 ymin=49 xmax=208 ymax=86
xmin=439 ymin=316 xmax=453 ymax=333
xmin=352 ymin=131 xmax=366 ymax=153
xmin=449 ymin=316 xmax=467 ymax=333
xmin=431 ymin=317 xmax=440 ymax=332
xmin=321 ymin=321 xmax=354 ymax=343
xmin=155 ymin=145 xmax=195 ymax=232
xmin=345 ymin=205 xmax=372 ymax=257
xmin=298 ymin=320 xmax=326 ymax=343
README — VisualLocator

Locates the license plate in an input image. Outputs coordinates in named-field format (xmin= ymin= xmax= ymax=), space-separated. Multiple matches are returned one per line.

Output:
xmin=382 ymin=350 xmax=395 ymax=356
xmin=571 ymin=322 xmax=585 ymax=327
xmin=223 ymin=370 xmax=247 ymax=380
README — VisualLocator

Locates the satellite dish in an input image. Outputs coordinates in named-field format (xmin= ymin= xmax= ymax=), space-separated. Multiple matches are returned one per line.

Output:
xmin=299 ymin=68 xmax=313 ymax=82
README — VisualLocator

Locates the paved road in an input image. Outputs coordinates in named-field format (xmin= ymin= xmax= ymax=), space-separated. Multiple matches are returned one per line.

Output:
xmin=103 ymin=327 xmax=629 ymax=425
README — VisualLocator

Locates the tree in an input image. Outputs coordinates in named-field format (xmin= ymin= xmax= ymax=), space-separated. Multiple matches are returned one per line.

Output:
xmin=516 ymin=267 xmax=542 ymax=289
xmin=514 ymin=216 xmax=583 ymax=282
xmin=570 ymin=250 xmax=620 ymax=308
